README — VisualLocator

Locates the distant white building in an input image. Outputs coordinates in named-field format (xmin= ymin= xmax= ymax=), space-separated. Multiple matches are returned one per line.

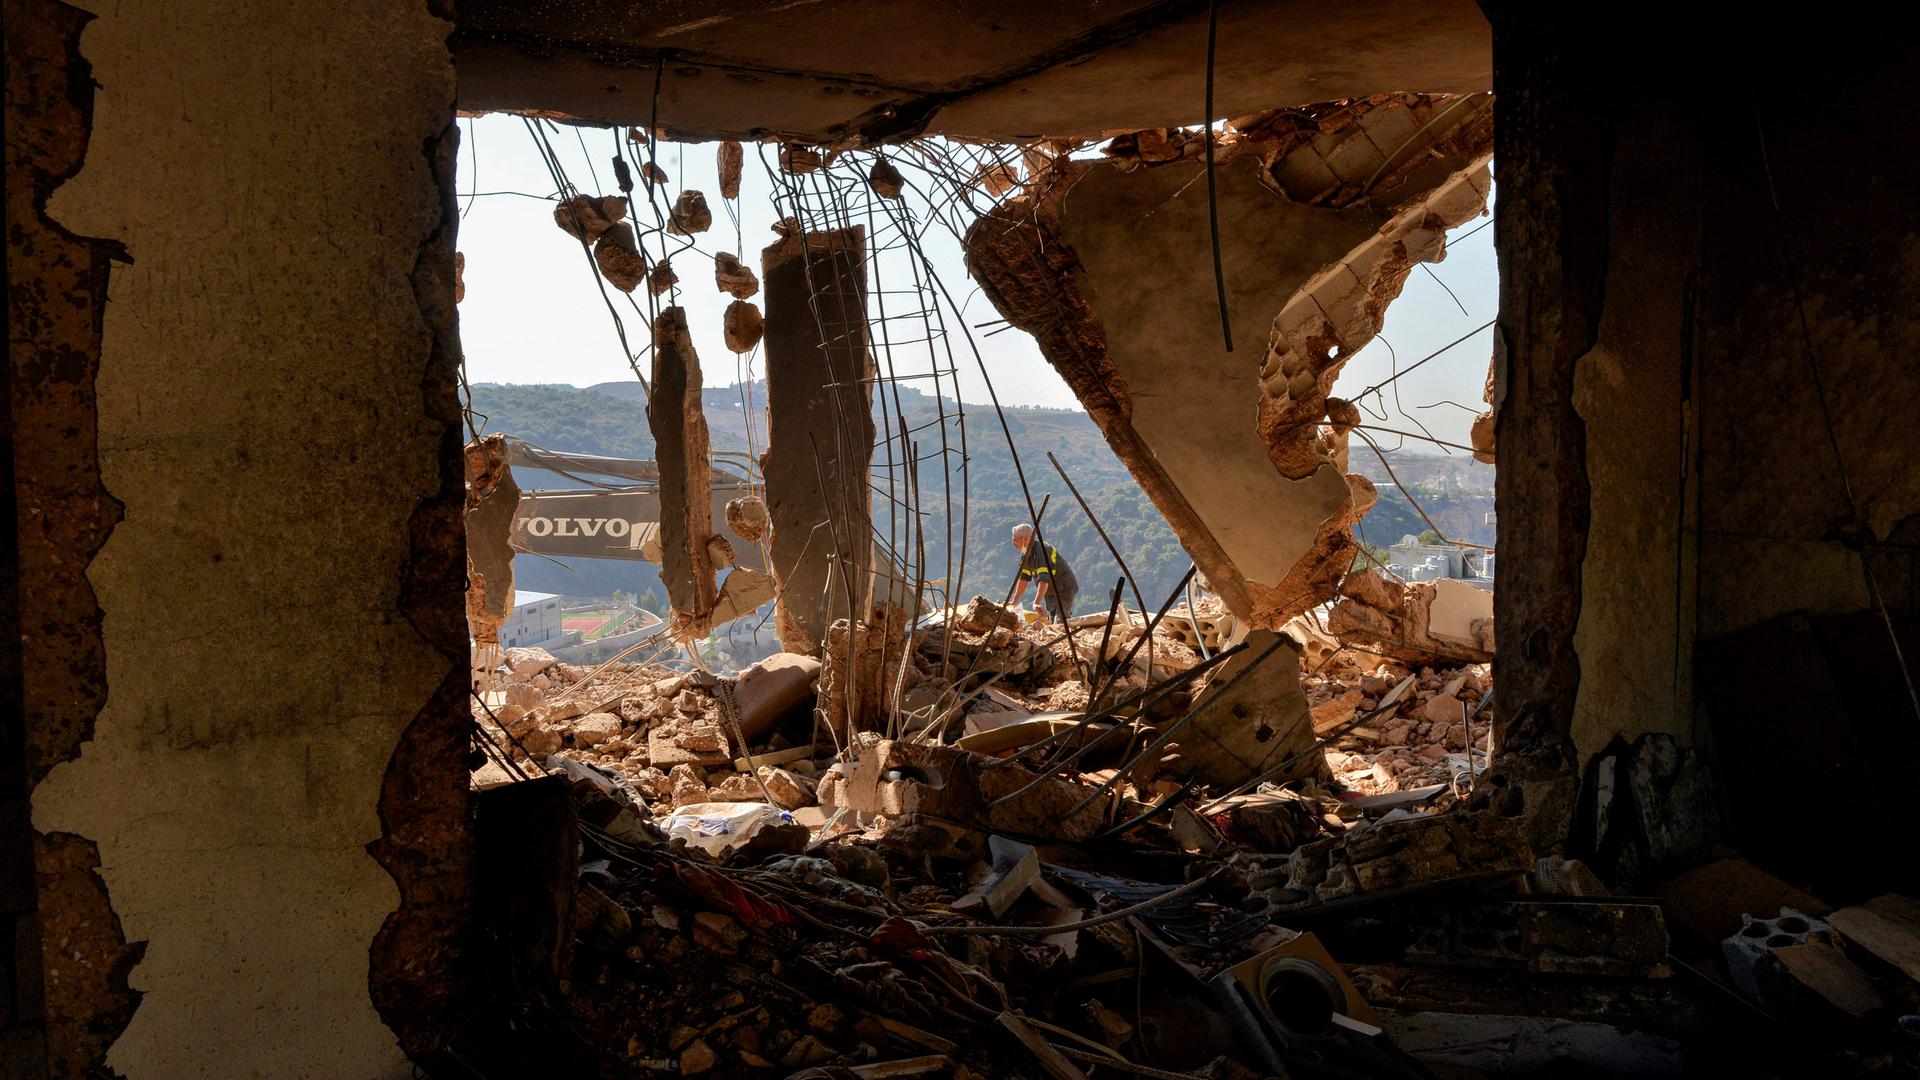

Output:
xmin=500 ymin=590 xmax=569 ymax=649
xmin=1387 ymin=535 xmax=1495 ymax=588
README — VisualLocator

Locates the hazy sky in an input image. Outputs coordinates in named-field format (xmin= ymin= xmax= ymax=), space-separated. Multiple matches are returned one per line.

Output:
xmin=455 ymin=114 xmax=1497 ymax=448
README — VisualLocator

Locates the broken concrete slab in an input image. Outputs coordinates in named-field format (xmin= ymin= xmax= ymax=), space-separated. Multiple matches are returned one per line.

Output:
xmin=649 ymin=307 xmax=719 ymax=638
xmin=1328 ymin=571 xmax=1494 ymax=664
xmin=1172 ymin=631 xmax=1320 ymax=789
xmin=730 ymin=652 xmax=822 ymax=742
xmin=761 ymin=225 xmax=876 ymax=653
xmin=967 ymin=94 xmax=1492 ymax=631
xmin=1827 ymin=893 xmax=1920 ymax=984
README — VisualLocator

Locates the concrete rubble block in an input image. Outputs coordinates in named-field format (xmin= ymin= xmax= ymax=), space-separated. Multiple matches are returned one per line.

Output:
xmin=710 ymin=566 xmax=776 ymax=627
xmin=1402 ymin=898 xmax=1670 ymax=977
xmin=729 ymin=652 xmax=823 ymax=742
xmin=816 ymin=734 xmax=1129 ymax=843
xmin=966 ymin=94 xmax=1492 ymax=631
xmin=713 ymin=251 xmax=759 ymax=298
xmin=723 ymin=299 xmax=764 ymax=353
xmin=1269 ymin=811 xmax=1533 ymax=913
xmin=1172 ymin=630 xmax=1320 ymax=789
xmin=761 ymin=225 xmax=876 ymax=653
xmin=818 ymin=604 xmax=910 ymax=736
xmin=668 ymin=189 xmax=712 ymax=235
xmin=649 ymin=307 xmax=719 ymax=638
xmin=1827 ymin=893 xmax=1920 ymax=984
xmin=716 ymin=140 xmax=743 ymax=200
xmin=505 ymin=647 xmax=559 ymax=680
xmin=1722 ymin=908 xmax=1883 ymax=1018
xmin=553 ymin=193 xmax=628 ymax=243
xmin=1329 ymin=570 xmax=1494 ymax=665
xmin=650 ymin=724 xmax=733 ymax=769
xmin=592 ymin=221 xmax=648 ymax=293
xmin=756 ymin=767 xmax=815 ymax=810
xmin=572 ymin=712 xmax=621 ymax=747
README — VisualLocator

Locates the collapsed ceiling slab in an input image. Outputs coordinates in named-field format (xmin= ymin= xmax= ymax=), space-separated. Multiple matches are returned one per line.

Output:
xmin=452 ymin=0 xmax=1489 ymax=143
xmin=966 ymin=93 xmax=1493 ymax=629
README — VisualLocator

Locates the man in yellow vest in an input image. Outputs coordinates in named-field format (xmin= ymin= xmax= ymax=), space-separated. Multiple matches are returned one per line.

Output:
xmin=1009 ymin=523 xmax=1078 ymax=624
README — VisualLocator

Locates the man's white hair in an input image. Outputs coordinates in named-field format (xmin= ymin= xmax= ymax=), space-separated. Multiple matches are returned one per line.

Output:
xmin=1010 ymin=523 xmax=1034 ymax=540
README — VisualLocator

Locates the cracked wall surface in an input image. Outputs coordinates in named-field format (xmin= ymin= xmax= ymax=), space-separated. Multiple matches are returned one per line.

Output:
xmin=967 ymin=94 xmax=1492 ymax=630
xmin=20 ymin=0 xmax=471 ymax=1074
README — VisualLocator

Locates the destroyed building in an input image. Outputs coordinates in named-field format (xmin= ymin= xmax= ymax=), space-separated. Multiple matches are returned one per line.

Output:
xmin=6 ymin=3 xmax=1920 ymax=1079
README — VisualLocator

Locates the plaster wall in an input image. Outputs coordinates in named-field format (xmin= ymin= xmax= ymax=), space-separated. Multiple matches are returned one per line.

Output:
xmin=1566 ymin=103 xmax=1699 ymax=765
xmin=26 ymin=1 xmax=463 ymax=1075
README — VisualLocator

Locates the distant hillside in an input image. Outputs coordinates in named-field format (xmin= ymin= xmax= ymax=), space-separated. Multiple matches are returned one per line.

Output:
xmin=469 ymin=382 xmax=1495 ymax=615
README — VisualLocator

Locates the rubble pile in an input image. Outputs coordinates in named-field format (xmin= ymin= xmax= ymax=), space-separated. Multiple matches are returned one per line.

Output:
xmin=469 ymin=596 xmax=1920 ymax=1079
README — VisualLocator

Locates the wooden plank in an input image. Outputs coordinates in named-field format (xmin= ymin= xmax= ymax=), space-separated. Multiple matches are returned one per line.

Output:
xmin=1829 ymin=894 xmax=1920 ymax=984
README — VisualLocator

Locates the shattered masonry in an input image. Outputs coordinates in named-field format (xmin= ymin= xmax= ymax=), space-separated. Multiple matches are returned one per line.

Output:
xmin=967 ymin=92 xmax=1494 ymax=631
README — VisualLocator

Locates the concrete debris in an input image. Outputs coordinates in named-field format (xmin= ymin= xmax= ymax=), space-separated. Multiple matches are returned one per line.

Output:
xmin=713 ymin=251 xmax=759 ymax=298
xmin=1328 ymin=570 xmax=1494 ymax=664
xmin=649 ymin=257 xmax=679 ymax=296
xmin=553 ymin=193 xmax=628 ymax=243
xmin=723 ymin=299 xmax=764 ymax=352
xmin=780 ymin=143 xmax=823 ymax=174
xmin=724 ymin=494 xmax=769 ymax=540
xmin=869 ymin=158 xmax=905 ymax=199
xmin=641 ymin=160 xmax=669 ymax=186
xmin=467 ymin=576 xmax=1789 ymax=1080
xmin=669 ymin=189 xmax=713 ymax=236
xmin=1723 ymin=909 xmax=1883 ymax=1018
xmin=717 ymin=140 xmax=743 ymax=200
xmin=966 ymin=93 xmax=1493 ymax=632
xmin=592 ymin=221 xmax=649 ymax=293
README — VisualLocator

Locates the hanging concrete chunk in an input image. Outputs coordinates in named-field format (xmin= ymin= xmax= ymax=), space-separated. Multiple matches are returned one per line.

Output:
xmin=869 ymin=158 xmax=905 ymax=199
xmin=717 ymin=140 xmax=743 ymax=200
xmin=650 ymin=307 xmax=719 ymax=638
xmin=723 ymin=299 xmax=763 ymax=353
xmin=713 ymin=251 xmax=759 ymax=298
xmin=966 ymin=93 xmax=1492 ymax=630
xmin=553 ymin=193 xmax=628 ymax=243
xmin=641 ymin=160 xmax=668 ymax=186
xmin=781 ymin=144 xmax=823 ymax=174
xmin=593 ymin=221 xmax=648 ymax=293
xmin=761 ymin=226 xmax=875 ymax=653
xmin=725 ymin=494 xmax=769 ymax=540
xmin=669 ymin=189 xmax=712 ymax=235
xmin=649 ymin=258 xmax=678 ymax=296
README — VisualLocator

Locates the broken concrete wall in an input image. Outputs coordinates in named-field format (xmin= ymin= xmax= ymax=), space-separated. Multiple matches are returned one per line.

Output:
xmin=1484 ymin=8 xmax=1920 ymax=864
xmin=650 ymin=307 xmax=720 ymax=639
xmin=17 ymin=0 xmax=473 ymax=1074
xmin=968 ymin=94 xmax=1492 ymax=632
xmin=761 ymin=226 xmax=877 ymax=655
